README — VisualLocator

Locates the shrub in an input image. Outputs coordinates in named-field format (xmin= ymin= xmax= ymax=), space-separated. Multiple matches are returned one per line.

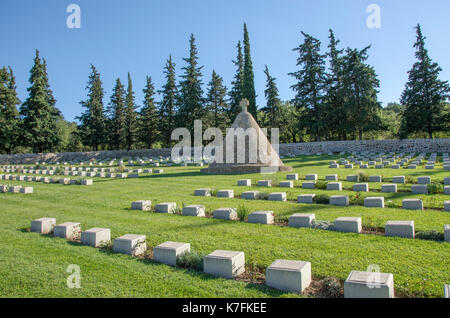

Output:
xmin=415 ymin=230 xmax=444 ymax=242
xmin=210 ymin=187 xmax=217 ymax=197
xmin=315 ymin=181 xmax=328 ymax=190
xmin=176 ymin=251 xmax=204 ymax=271
xmin=385 ymin=200 xmax=398 ymax=208
xmin=54 ymin=167 xmax=63 ymax=175
xmin=357 ymin=171 xmax=369 ymax=182
xmin=313 ymin=194 xmax=330 ymax=204
xmin=427 ymin=183 xmax=443 ymax=194
xmin=349 ymin=193 xmax=364 ymax=206
xmin=117 ymin=165 xmax=126 ymax=173
xmin=406 ymin=176 xmax=415 ymax=184
xmin=257 ymin=192 xmax=269 ymax=200
xmin=320 ymin=277 xmax=343 ymax=298
xmin=236 ymin=205 xmax=250 ymax=221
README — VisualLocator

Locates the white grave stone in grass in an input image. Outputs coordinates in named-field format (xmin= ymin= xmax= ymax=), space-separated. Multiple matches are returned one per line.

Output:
xmin=53 ymin=222 xmax=81 ymax=240
xmin=241 ymin=191 xmax=260 ymax=200
xmin=346 ymin=175 xmax=359 ymax=182
xmin=288 ymin=213 xmax=315 ymax=228
xmin=286 ymin=173 xmax=298 ymax=180
xmin=113 ymin=234 xmax=146 ymax=256
xmin=302 ymin=181 xmax=315 ymax=189
xmin=445 ymin=225 xmax=450 ymax=242
xmin=327 ymin=182 xmax=342 ymax=191
xmin=402 ymin=199 xmax=423 ymax=210
xmin=334 ymin=217 xmax=362 ymax=233
xmin=217 ymin=190 xmax=234 ymax=198
xmin=368 ymin=175 xmax=382 ymax=183
xmin=31 ymin=217 xmax=56 ymax=234
xmin=385 ymin=220 xmax=415 ymax=238
xmin=268 ymin=192 xmax=286 ymax=201
xmin=81 ymin=228 xmax=111 ymax=247
xmin=20 ymin=187 xmax=34 ymax=194
xmin=297 ymin=194 xmax=316 ymax=204
xmin=213 ymin=208 xmax=237 ymax=220
xmin=182 ymin=205 xmax=205 ymax=217
xmin=411 ymin=185 xmax=428 ymax=194
xmin=266 ymin=260 xmax=311 ymax=293
xmin=194 ymin=189 xmax=211 ymax=197
xmin=353 ymin=183 xmax=369 ymax=192
xmin=325 ymin=174 xmax=338 ymax=181
xmin=417 ymin=176 xmax=431 ymax=184
xmin=203 ymin=250 xmax=245 ymax=279
xmin=305 ymin=174 xmax=318 ymax=181
xmin=344 ymin=271 xmax=394 ymax=298
xmin=444 ymin=201 xmax=450 ymax=212
xmin=364 ymin=197 xmax=384 ymax=208
xmin=279 ymin=181 xmax=293 ymax=188
xmin=257 ymin=180 xmax=272 ymax=187
xmin=153 ymin=241 xmax=190 ymax=266
xmin=329 ymin=195 xmax=349 ymax=206
xmin=237 ymin=179 xmax=251 ymax=186
xmin=155 ymin=202 xmax=177 ymax=213
xmin=131 ymin=200 xmax=152 ymax=211
xmin=247 ymin=211 xmax=274 ymax=224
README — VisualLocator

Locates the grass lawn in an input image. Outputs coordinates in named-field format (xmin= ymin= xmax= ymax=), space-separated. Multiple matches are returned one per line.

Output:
xmin=1 ymin=154 xmax=449 ymax=298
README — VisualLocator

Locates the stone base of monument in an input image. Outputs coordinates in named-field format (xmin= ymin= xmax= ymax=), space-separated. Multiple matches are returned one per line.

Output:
xmin=182 ymin=205 xmax=205 ymax=217
xmin=81 ymin=228 xmax=111 ymax=247
xmin=113 ymin=234 xmax=146 ymax=256
xmin=266 ymin=260 xmax=311 ymax=293
xmin=31 ymin=217 xmax=56 ymax=234
xmin=248 ymin=211 xmax=274 ymax=224
xmin=344 ymin=271 xmax=394 ymax=298
xmin=203 ymin=250 xmax=245 ymax=279
xmin=201 ymin=164 xmax=292 ymax=174
xmin=153 ymin=241 xmax=190 ymax=266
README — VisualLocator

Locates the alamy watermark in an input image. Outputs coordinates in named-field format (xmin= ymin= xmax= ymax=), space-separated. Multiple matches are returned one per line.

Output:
xmin=66 ymin=264 xmax=81 ymax=288
xmin=366 ymin=4 xmax=381 ymax=29
xmin=66 ymin=4 xmax=81 ymax=29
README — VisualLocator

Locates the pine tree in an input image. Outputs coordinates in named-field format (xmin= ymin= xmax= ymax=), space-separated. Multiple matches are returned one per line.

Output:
xmin=325 ymin=29 xmax=347 ymax=140
xmin=0 ymin=66 xmax=21 ymax=154
xmin=400 ymin=24 xmax=450 ymax=139
xmin=138 ymin=75 xmax=159 ymax=149
xmin=262 ymin=65 xmax=281 ymax=132
xmin=289 ymin=32 xmax=327 ymax=142
xmin=158 ymin=55 xmax=178 ymax=148
xmin=76 ymin=65 xmax=106 ymax=151
xmin=205 ymin=70 xmax=228 ymax=131
xmin=242 ymin=23 xmax=257 ymax=117
xmin=124 ymin=72 xmax=138 ymax=150
xmin=228 ymin=41 xmax=244 ymax=122
xmin=20 ymin=50 xmax=61 ymax=153
xmin=177 ymin=34 xmax=204 ymax=135
xmin=107 ymin=78 xmax=126 ymax=150
xmin=341 ymin=47 xmax=383 ymax=140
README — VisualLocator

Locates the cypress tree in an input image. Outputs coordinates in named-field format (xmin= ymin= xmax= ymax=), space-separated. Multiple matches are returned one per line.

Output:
xmin=0 ymin=66 xmax=21 ymax=154
xmin=107 ymin=78 xmax=126 ymax=150
xmin=20 ymin=50 xmax=61 ymax=153
xmin=400 ymin=24 xmax=450 ymax=139
xmin=77 ymin=64 xmax=106 ymax=151
xmin=124 ymin=72 xmax=138 ymax=150
xmin=228 ymin=41 xmax=244 ymax=122
xmin=262 ymin=65 xmax=281 ymax=131
xmin=242 ymin=23 xmax=257 ymax=117
xmin=138 ymin=75 xmax=159 ymax=149
xmin=177 ymin=34 xmax=204 ymax=135
xmin=289 ymin=32 xmax=327 ymax=142
xmin=158 ymin=55 xmax=178 ymax=148
xmin=205 ymin=70 xmax=228 ymax=131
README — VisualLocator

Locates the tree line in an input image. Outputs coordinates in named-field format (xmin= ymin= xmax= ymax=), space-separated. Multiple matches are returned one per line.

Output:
xmin=0 ymin=23 xmax=448 ymax=154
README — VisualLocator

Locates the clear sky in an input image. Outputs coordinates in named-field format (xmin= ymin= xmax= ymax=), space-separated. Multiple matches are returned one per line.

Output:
xmin=1 ymin=0 xmax=450 ymax=122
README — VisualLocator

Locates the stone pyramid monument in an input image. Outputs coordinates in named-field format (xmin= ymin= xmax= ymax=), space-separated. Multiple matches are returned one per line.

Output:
xmin=201 ymin=99 xmax=292 ymax=174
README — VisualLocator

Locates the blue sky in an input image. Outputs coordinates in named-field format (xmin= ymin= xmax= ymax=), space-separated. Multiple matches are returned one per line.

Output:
xmin=1 ymin=0 xmax=450 ymax=122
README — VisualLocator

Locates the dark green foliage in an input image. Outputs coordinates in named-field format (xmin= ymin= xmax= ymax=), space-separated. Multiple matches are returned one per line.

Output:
xmin=205 ymin=70 xmax=228 ymax=131
xmin=242 ymin=24 xmax=257 ymax=117
xmin=138 ymin=76 xmax=159 ymax=149
xmin=228 ymin=41 xmax=244 ymax=122
xmin=289 ymin=32 xmax=327 ymax=142
xmin=76 ymin=65 xmax=106 ymax=151
xmin=0 ymin=66 xmax=21 ymax=154
xmin=177 ymin=34 xmax=204 ymax=137
xmin=313 ymin=194 xmax=330 ymax=204
xmin=357 ymin=171 xmax=369 ymax=182
xmin=400 ymin=24 xmax=450 ymax=139
xmin=176 ymin=251 xmax=204 ymax=271
xmin=158 ymin=55 xmax=178 ymax=148
xmin=261 ymin=65 xmax=281 ymax=135
xmin=124 ymin=73 xmax=138 ymax=150
xmin=315 ymin=181 xmax=328 ymax=190
xmin=415 ymin=230 xmax=444 ymax=242
xmin=107 ymin=78 xmax=126 ymax=150
xmin=20 ymin=50 xmax=62 ymax=153
xmin=237 ymin=205 xmax=250 ymax=221
xmin=427 ymin=182 xmax=443 ymax=194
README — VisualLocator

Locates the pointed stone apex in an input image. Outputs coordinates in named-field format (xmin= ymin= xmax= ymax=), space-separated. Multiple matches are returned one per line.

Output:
xmin=240 ymin=98 xmax=249 ymax=113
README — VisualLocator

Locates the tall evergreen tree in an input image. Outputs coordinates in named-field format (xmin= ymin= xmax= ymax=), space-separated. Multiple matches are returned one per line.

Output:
xmin=76 ymin=65 xmax=106 ymax=151
xmin=138 ymin=75 xmax=159 ymax=149
xmin=205 ymin=70 xmax=228 ymax=131
xmin=107 ymin=78 xmax=126 ymax=150
xmin=400 ymin=24 xmax=450 ymax=139
xmin=228 ymin=41 xmax=244 ymax=122
xmin=20 ymin=50 xmax=61 ymax=153
xmin=124 ymin=72 xmax=138 ymax=150
xmin=242 ymin=23 xmax=257 ymax=117
xmin=158 ymin=55 xmax=178 ymax=147
xmin=262 ymin=65 xmax=281 ymax=132
xmin=325 ymin=29 xmax=347 ymax=140
xmin=0 ymin=66 xmax=21 ymax=154
xmin=177 ymin=34 xmax=204 ymax=135
xmin=341 ymin=47 xmax=383 ymax=140
xmin=289 ymin=32 xmax=327 ymax=142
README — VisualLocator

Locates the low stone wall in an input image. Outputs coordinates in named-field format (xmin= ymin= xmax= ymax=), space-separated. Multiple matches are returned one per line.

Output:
xmin=0 ymin=139 xmax=449 ymax=164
